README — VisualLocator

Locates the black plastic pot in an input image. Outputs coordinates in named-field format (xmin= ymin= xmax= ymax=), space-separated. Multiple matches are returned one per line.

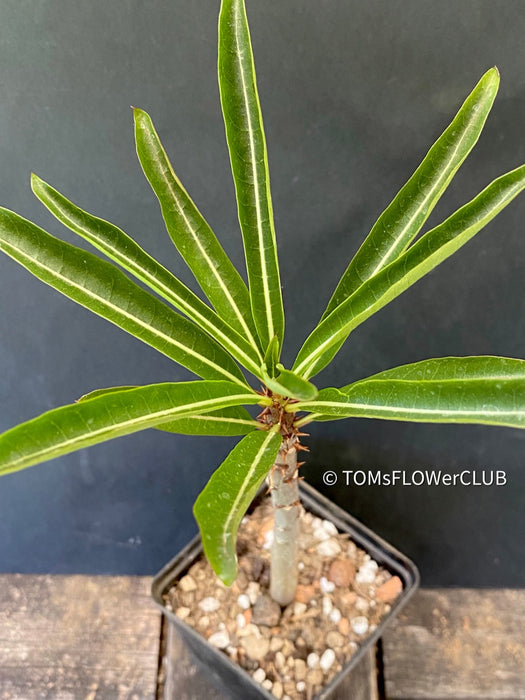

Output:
xmin=152 ymin=481 xmax=420 ymax=700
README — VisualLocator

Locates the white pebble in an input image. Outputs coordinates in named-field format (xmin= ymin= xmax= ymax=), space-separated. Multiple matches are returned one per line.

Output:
xmin=298 ymin=561 xmax=305 ymax=571
xmin=356 ymin=596 xmax=369 ymax=612
xmin=347 ymin=541 xmax=358 ymax=557
xmin=178 ymin=574 xmax=197 ymax=592
xmin=236 ymin=613 xmax=246 ymax=629
xmin=313 ymin=526 xmax=331 ymax=541
xmin=322 ymin=595 xmax=333 ymax=616
xmin=329 ymin=607 xmax=342 ymax=624
xmin=296 ymin=682 xmax=306 ymax=692
xmin=307 ymin=652 xmax=319 ymax=668
xmin=263 ymin=529 xmax=274 ymax=549
xmin=237 ymin=594 xmax=251 ymax=610
xmin=320 ymin=576 xmax=335 ymax=594
xmin=293 ymin=602 xmax=307 ymax=616
xmin=316 ymin=539 xmax=342 ymax=557
xmin=351 ymin=616 xmax=369 ymax=636
xmin=275 ymin=651 xmax=285 ymax=669
xmin=208 ymin=630 xmax=230 ymax=649
xmin=356 ymin=560 xmax=378 ymax=583
xmin=322 ymin=519 xmax=338 ymax=536
xmin=272 ymin=681 xmax=284 ymax=699
xmin=320 ymin=648 xmax=336 ymax=671
xmin=199 ymin=596 xmax=220 ymax=612
xmin=253 ymin=667 xmax=266 ymax=683
xmin=246 ymin=582 xmax=260 ymax=605
xmin=175 ymin=606 xmax=190 ymax=620
xmin=262 ymin=679 xmax=273 ymax=690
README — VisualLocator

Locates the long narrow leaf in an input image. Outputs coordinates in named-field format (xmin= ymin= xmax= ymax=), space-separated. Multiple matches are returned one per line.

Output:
xmin=261 ymin=365 xmax=318 ymax=401
xmin=31 ymin=174 xmax=263 ymax=377
xmin=0 ymin=208 xmax=248 ymax=386
xmin=0 ymin=381 xmax=264 ymax=476
xmin=293 ymin=164 xmax=525 ymax=379
xmin=78 ymin=386 xmax=259 ymax=436
xmin=193 ymin=429 xmax=282 ymax=585
xmin=218 ymin=0 xmax=285 ymax=352
xmin=323 ymin=68 xmax=500 ymax=317
xmin=133 ymin=108 xmax=261 ymax=354
xmin=161 ymin=410 xmax=260 ymax=436
xmin=263 ymin=334 xmax=280 ymax=378
xmin=293 ymin=357 xmax=525 ymax=429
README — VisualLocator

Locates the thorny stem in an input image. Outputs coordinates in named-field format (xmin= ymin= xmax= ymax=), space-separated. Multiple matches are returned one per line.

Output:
xmin=257 ymin=391 xmax=308 ymax=606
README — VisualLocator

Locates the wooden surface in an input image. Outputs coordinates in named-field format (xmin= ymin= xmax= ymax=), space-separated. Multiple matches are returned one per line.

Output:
xmin=0 ymin=575 xmax=161 ymax=700
xmin=382 ymin=589 xmax=525 ymax=700
xmin=0 ymin=578 xmax=523 ymax=699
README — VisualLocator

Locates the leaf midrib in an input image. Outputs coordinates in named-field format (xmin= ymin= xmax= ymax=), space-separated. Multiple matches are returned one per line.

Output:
xmin=232 ymin=1 xmax=274 ymax=343
xmin=143 ymin=123 xmax=260 ymax=352
xmin=301 ymin=402 xmax=522 ymax=417
xmin=53 ymin=200 xmax=261 ymax=373
xmin=221 ymin=429 xmax=275 ymax=550
xmin=6 ymin=392 xmax=256 ymax=470
xmin=2 ymin=238 xmax=246 ymax=387
xmin=368 ymin=127 xmax=469 ymax=277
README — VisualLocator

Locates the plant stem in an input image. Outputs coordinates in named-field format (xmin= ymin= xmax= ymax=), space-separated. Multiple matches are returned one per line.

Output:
xmin=269 ymin=436 xmax=300 ymax=606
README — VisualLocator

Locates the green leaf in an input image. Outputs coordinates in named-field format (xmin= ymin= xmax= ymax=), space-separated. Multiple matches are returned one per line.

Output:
xmin=77 ymin=386 xmax=259 ymax=436
xmin=263 ymin=334 xmax=280 ymax=378
xmin=262 ymin=365 xmax=318 ymax=401
xmin=293 ymin=164 xmax=525 ymax=379
xmin=218 ymin=0 xmax=285 ymax=352
xmin=31 ymin=174 xmax=263 ymax=377
xmin=133 ymin=108 xmax=261 ymax=355
xmin=193 ymin=430 xmax=282 ymax=585
xmin=0 ymin=208 xmax=249 ymax=386
xmin=293 ymin=357 xmax=525 ymax=429
xmin=161 ymin=410 xmax=260 ymax=436
xmin=323 ymin=67 xmax=500 ymax=317
xmin=0 ymin=381 xmax=263 ymax=476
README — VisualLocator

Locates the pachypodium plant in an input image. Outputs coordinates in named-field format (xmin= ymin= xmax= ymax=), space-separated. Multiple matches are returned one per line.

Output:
xmin=0 ymin=0 xmax=524 ymax=607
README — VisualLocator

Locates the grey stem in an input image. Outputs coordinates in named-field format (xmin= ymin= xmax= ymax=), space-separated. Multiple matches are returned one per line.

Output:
xmin=269 ymin=436 xmax=300 ymax=606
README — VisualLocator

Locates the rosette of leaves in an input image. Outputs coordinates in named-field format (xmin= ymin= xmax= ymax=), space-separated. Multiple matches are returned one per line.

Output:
xmin=0 ymin=0 xmax=524 ymax=605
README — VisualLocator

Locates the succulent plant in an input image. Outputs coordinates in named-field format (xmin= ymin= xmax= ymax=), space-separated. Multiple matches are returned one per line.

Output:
xmin=0 ymin=0 xmax=524 ymax=606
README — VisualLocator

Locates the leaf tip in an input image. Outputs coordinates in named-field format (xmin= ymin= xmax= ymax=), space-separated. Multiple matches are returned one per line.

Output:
xmin=482 ymin=65 xmax=500 ymax=90
xmin=218 ymin=568 xmax=236 ymax=587
xmin=132 ymin=106 xmax=148 ymax=124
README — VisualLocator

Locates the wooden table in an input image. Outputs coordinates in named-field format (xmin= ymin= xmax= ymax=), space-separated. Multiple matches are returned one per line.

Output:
xmin=0 ymin=576 xmax=523 ymax=699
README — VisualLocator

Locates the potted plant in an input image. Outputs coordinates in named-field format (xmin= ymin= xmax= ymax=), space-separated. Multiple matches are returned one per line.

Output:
xmin=0 ymin=0 xmax=524 ymax=697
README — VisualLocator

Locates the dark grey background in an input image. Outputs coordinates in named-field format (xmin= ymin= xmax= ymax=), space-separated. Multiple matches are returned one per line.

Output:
xmin=0 ymin=1 xmax=523 ymax=585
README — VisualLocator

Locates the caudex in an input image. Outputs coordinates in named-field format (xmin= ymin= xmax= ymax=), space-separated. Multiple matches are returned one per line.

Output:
xmin=0 ymin=0 xmax=524 ymax=608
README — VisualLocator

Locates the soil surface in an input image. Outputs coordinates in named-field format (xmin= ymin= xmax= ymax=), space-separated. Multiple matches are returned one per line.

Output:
xmin=164 ymin=499 xmax=402 ymax=700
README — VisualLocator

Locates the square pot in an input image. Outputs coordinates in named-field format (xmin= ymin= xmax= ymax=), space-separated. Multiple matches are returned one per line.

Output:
xmin=152 ymin=481 xmax=420 ymax=699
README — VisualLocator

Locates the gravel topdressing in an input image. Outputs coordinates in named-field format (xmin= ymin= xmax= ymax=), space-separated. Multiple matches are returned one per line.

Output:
xmin=164 ymin=498 xmax=403 ymax=700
